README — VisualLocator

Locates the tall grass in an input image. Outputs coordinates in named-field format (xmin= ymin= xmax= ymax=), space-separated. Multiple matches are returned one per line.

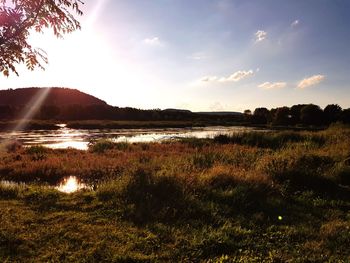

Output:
xmin=214 ymin=131 xmax=326 ymax=149
xmin=0 ymin=125 xmax=349 ymax=261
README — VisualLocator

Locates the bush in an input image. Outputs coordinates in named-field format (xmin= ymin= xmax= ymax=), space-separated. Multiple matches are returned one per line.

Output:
xmin=114 ymin=142 xmax=129 ymax=151
xmin=192 ymin=152 xmax=218 ymax=169
xmin=89 ymin=140 xmax=130 ymax=153
xmin=25 ymin=146 xmax=47 ymax=161
xmin=97 ymin=169 xmax=194 ymax=223
xmin=213 ymin=135 xmax=231 ymax=144
xmin=259 ymin=153 xmax=337 ymax=194
xmin=4 ymin=140 xmax=22 ymax=153
xmin=181 ymin=137 xmax=209 ymax=148
xmin=88 ymin=140 xmax=115 ymax=153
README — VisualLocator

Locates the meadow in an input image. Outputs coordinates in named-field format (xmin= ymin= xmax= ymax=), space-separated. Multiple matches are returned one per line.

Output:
xmin=0 ymin=124 xmax=349 ymax=262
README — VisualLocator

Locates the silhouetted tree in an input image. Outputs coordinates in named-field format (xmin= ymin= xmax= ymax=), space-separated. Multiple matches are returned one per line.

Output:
xmin=300 ymin=104 xmax=324 ymax=126
xmin=324 ymin=104 xmax=342 ymax=124
xmin=273 ymin=107 xmax=290 ymax=126
xmin=290 ymin=104 xmax=307 ymax=125
xmin=0 ymin=0 xmax=83 ymax=76
xmin=252 ymin=107 xmax=269 ymax=124
xmin=243 ymin=109 xmax=252 ymax=122
xmin=341 ymin=108 xmax=350 ymax=124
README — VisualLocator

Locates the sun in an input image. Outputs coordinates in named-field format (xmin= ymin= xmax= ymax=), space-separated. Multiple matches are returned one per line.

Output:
xmin=7 ymin=0 xmax=158 ymax=108
xmin=27 ymin=27 xmax=147 ymax=106
xmin=28 ymin=28 xmax=114 ymax=79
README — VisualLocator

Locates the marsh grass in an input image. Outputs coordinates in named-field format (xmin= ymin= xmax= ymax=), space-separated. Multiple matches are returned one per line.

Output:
xmin=0 ymin=125 xmax=350 ymax=261
xmin=214 ymin=131 xmax=326 ymax=149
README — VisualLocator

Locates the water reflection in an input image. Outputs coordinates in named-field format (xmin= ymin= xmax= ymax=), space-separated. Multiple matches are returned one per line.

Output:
xmin=1 ymin=177 xmax=89 ymax=194
xmin=0 ymin=125 xmax=267 ymax=150
xmin=56 ymin=176 xmax=88 ymax=193
xmin=0 ymin=180 xmax=23 ymax=187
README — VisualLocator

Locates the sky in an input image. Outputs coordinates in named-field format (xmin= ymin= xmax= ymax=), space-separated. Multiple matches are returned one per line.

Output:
xmin=1 ymin=0 xmax=350 ymax=112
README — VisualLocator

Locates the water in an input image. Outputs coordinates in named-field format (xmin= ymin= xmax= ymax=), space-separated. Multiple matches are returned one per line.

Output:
xmin=55 ymin=176 xmax=90 ymax=193
xmin=0 ymin=125 xmax=268 ymax=193
xmin=0 ymin=124 xmax=265 ymax=150
xmin=1 ymin=176 xmax=90 ymax=194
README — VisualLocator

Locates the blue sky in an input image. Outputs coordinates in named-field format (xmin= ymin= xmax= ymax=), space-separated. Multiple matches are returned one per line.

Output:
xmin=1 ymin=0 xmax=350 ymax=111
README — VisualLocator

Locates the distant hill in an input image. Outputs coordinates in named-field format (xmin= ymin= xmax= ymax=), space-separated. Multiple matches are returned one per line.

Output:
xmin=196 ymin=111 xmax=243 ymax=116
xmin=0 ymin=87 xmax=107 ymax=107
xmin=0 ymin=87 xmax=245 ymax=123
xmin=163 ymin=108 xmax=193 ymax=114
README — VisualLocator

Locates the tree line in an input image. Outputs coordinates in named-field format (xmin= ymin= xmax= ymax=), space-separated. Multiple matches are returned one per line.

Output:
xmin=245 ymin=104 xmax=350 ymax=126
xmin=0 ymin=104 xmax=197 ymax=121
xmin=0 ymin=103 xmax=349 ymax=126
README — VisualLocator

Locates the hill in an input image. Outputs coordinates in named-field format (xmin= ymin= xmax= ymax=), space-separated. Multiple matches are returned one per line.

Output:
xmin=0 ymin=87 xmax=107 ymax=107
xmin=196 ymin=111 xmax=242 ymax=116
xmin=0 ymin=88 xmax=245 ymax=123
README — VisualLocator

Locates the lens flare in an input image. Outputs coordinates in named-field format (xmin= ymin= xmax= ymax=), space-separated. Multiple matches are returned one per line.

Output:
xmin=0 ymin=88 xmax=51 ymax=151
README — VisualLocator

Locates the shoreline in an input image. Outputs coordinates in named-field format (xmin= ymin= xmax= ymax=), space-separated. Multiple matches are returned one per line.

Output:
xmin=0 ymin=119 xmax=327 ymax=131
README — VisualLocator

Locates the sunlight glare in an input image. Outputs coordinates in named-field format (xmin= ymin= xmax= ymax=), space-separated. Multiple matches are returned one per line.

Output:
xmin=2 ymin=0 xmax=170 ymax=108
xmin=56 ymin=176 xmax=86 ymax=193
xmin=26 ymin=23 xmax=148 ymax=106
xmin=12 ymin=88 xmax=51 ymax=130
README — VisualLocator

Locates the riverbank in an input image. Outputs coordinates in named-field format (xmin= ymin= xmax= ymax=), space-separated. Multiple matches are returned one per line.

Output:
xmin=0 ymin=119 xmax=327 ymax=131
xmin=0 ymin=120 xmax=247 ymax=131
xmin=0 ymin=120 xmax=60 ymax=131
xmin=1 ymin=125 xmax=349 ymax=261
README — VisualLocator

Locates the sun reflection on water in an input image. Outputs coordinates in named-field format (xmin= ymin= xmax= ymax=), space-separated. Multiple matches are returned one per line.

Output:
xmin=56 ymin=176 xmax=87 ymax=193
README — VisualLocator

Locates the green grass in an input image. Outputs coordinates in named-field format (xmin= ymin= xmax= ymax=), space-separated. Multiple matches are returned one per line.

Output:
xmin=0 ymin=125 xmax=349 ymax=262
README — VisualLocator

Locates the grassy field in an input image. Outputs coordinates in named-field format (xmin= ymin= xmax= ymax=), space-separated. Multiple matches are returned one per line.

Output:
xmin=0 ymin=125 xmax=349 ymax=262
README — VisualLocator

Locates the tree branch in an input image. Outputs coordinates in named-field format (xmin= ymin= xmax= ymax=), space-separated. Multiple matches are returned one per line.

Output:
xmin=0 ymin=0 xmax=45 ymax=47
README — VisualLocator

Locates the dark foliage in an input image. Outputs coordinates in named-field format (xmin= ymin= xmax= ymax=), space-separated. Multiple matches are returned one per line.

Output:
xmin=0 ymin=88 xmax=349 ymax=128
xmin=0 ymin=0 xmax=83 ymax=76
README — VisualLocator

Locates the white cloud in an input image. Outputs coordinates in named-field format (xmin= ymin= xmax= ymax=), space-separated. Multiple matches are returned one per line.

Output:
xmin=200 ymin=70 xmax=254 ymax=83
xmin=143 ymin=37 xmax=162 ymax=46
xmin=201 ymin=76 xmax=218 ymax=82
xmin=297 ymin=75 xmax=325 ymax=89
xmin=258 ymin=82 xmax=287 ymax=90
xmin=291 ymin=20 xmax=299 ymax=27
xmin=219 ymin=70 xmax=254 ymax=82
xmin=255 ymin=30 xmax=267 ymax=42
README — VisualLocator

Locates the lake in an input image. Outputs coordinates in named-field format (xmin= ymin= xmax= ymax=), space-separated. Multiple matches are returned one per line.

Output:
xmin=0 ymin=124 xmax=266 ymax=150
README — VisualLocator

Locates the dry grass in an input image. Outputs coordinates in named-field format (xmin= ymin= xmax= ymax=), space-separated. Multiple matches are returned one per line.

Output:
xmin=0 ymin=125 xmax=349 ymax=261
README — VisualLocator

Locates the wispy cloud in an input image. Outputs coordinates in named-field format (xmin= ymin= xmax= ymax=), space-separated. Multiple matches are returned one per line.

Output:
xmin=201 ymin=70 xmax=254 ymax=83
xmin=219 ymin=70 xmax=254 ymax=82
xmin=201 ymin=76 xmax=218 ymax=82
xmin=143 ymin=37 xmax=162 ymax=46
xmin=291 ymin=19 xmax=299 ymax=27
xmin=297 ymin=75 xmax=325 ymax=89
xmin=258 ymin=82 xmax=287 ymax=90
xmin=255 ymin=30 xmax=267 ymax=42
